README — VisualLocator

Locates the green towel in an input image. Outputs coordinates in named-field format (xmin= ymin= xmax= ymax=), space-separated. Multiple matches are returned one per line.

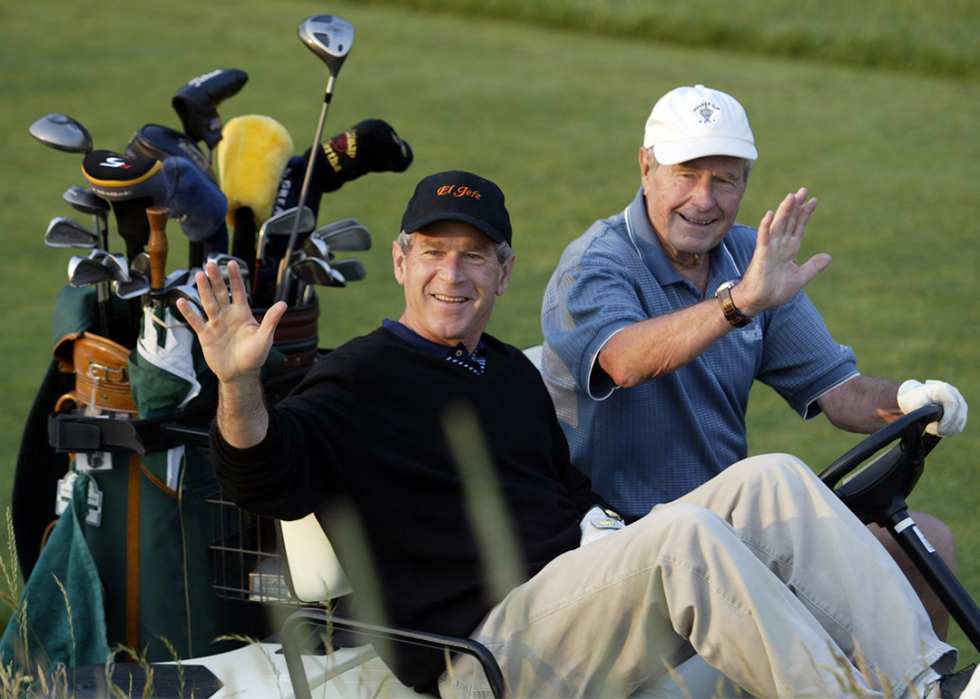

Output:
xmin=0 ymin=472 xmax=111 ymax=671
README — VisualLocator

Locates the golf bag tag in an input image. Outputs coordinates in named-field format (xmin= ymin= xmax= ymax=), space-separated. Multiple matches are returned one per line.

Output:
xmin=55 ymin=471 xmax=103 ymax=527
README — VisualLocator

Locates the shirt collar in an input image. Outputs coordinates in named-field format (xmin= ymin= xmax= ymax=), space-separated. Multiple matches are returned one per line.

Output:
xmin=382 ymin=319 xmax=485 ymax=361
xmin=624 ymin=186 xmax=742 ymax=291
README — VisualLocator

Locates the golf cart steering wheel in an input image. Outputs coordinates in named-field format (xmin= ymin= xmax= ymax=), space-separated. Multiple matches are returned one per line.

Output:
xmin=817 ymin=404 xmax=943 ymax=526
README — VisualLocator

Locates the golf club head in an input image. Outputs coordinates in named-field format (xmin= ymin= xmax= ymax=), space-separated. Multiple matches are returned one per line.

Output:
xmin=68 ymin=256 xmax=109 ymax=288
xmin=207 ymin=253 xmax=251 ymax=290
xmin=130 ymin=252 xmax=151 ymax=278
xmin=312 ymin=219 xmax=371 ymax=252
xmin=263 ymin=206 xmax=316 ymax=236
xmin=167 ymin=283 xmax=203 ymax=313
xmin=45 ymin=216 xmax=98 ymax=248
xmin=302 ymin=236 xmax=334 ymax=262
xmin=29 ymin=114 xmax=93 ymax=154
xmin=298 ymin=15 xmax=354 ymax=77
xmin=290 ymin=256 xmax=346 ymax=287
xmin=257 ymin=206 xmax=316 ymax=260
xmin=164 ymin=268 xmax=191 ymax=290
xmin=103 ymin=253 xmax=131 ymax=284
xmin=63 ymin=185 xmax=111 ymax=217
xmin=114 ymin=272 xmax=150 ymax=300
xmin=331 ymin=258 xmax=366 ymax=282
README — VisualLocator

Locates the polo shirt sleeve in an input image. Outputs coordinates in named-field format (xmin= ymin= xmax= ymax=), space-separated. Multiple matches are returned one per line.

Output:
xmin=542 ymin=227 xmax=648 ymax=401
xmin=757 ymin=290 xmax=859 ymax=419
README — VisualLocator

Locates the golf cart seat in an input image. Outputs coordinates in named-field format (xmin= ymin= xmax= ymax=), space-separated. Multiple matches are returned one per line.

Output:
xmin=276 ymin=513 xmax=507 ymax=698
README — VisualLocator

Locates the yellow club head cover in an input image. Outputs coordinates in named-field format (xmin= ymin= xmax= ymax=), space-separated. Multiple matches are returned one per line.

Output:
xmin=217 ymin=115 xmax=293 ymax=228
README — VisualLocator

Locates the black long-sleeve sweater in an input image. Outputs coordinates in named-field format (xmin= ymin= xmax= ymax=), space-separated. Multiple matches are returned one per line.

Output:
xmin=210 ymin=327 xmax=606 ymax=688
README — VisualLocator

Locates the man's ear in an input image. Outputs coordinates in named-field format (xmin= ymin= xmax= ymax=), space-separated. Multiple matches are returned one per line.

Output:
xmin=496 ymin=254 xmax=516 ymax=297
xmin=392 ymin=240 xmax=406 ymax=286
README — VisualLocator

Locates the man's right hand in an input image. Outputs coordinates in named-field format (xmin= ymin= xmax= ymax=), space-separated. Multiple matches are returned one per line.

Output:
xmin=177 ymin=260 xmax=286 ymax=448
xmin=177 ymin=260 xmax=286 ymax=385
xmin=731 ymin=187 xmax=829 ymax=317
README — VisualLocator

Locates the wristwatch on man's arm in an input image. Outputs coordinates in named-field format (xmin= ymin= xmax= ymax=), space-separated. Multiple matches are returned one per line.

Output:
xmin=716 ymin=280 xmax=753 ymax=328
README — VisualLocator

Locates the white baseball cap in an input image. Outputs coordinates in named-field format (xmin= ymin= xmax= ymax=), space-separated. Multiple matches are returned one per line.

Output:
xmin=643 ymin=85 xmax=758 ymax=165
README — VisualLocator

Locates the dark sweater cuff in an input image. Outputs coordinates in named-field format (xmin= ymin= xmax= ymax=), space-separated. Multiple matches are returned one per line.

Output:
xmin=209 ymin=416 xmax=280 ymax=466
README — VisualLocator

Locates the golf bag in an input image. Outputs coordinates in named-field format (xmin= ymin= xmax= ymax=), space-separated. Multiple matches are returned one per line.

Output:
xmin=9 ymin=285 xmax=318 ymax=666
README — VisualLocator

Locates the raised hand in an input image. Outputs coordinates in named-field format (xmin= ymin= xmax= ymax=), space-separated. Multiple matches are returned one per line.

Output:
xmin=732 ymin=187 xmax=829 ymax=316
xmin=177 ymin=260 xmax=286 ymax=385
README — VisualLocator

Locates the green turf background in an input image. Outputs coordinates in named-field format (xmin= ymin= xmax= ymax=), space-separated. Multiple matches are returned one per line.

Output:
xmin=1 ymin=0 xmax=978 ymax=668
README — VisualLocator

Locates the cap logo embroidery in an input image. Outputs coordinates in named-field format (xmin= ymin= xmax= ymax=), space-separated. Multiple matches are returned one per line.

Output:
xmin=693 ymin=101 xmax=721 ymax=124
xmin=437 ymin=185 xmax=481 ymax=200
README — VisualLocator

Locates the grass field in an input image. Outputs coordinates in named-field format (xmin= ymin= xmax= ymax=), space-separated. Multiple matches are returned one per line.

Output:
xmin=1 ymin=0 xmax=979 ymax=673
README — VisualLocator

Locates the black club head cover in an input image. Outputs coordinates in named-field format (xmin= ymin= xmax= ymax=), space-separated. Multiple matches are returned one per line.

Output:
xmin=308 ymin=119 xmax=413 ymax=194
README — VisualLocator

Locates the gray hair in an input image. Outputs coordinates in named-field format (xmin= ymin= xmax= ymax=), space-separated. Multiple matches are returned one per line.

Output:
xmin=645 ymin=146 xmax=754 ymax=182
xmin=396 ymin=230 xmax=513 ymax=265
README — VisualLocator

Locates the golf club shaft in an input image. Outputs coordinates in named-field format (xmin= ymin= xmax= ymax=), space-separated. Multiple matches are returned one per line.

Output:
xmin=95 ymin=213 xmax=109 ymax=253
xmin=274 ymin=75 xmax=336 ymax=304
xmin=96 ymin=280 xmax=112 ymax=338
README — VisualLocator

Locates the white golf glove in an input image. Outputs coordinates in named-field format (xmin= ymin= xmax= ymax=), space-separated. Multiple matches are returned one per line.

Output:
xmin=580 ymin=505 xmax=625 ymax=547
xmin=897 ymin=379 xmax=968 ymax=437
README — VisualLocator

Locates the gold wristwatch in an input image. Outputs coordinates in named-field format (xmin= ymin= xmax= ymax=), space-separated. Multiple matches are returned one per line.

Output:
xmin=715 ymin=280 xmax=752 ymax=328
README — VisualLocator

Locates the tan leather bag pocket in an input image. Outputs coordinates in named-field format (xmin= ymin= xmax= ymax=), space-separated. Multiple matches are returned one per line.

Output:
xmin=54 ymin=332 xmax=138 ymax=416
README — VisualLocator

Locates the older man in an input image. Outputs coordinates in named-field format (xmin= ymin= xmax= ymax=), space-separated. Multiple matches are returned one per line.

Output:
xmin=178 ymin=171 xmax=972 ymax=699
xmin=541 ymin=84 xmax=968 ymax=637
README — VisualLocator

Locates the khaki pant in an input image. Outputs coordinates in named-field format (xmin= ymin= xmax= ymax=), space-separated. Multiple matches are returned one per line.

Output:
xmin=440 ymin=454 xmax=955 ymax=699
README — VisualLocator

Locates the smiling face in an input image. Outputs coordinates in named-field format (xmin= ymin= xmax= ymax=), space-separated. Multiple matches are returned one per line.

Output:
xmin=640 ymin=148 xmax=748 ymax=270
xmin=393 ymin=220 xmax=515 ymax=352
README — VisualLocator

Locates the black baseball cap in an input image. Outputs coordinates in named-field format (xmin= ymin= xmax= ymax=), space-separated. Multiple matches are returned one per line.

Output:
xmin=401 ymin=171 xmax=512 ymax=246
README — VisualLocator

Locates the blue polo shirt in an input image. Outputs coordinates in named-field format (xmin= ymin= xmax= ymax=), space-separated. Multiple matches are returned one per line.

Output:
xmin=541 ymin=188 xmax=858 ymax=517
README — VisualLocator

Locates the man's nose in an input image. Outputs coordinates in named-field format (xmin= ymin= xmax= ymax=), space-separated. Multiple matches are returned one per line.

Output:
xmin=438 ymin=254 xmax=466 ymax=283
xmin=690 ymin=175 xmax=716 ymax=208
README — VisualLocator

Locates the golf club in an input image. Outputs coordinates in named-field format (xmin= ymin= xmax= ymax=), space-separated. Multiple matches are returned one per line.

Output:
xmin=253 ymin=205 xmax=315 ymax=296
xmin=274 ymin=14 xmax=354 ymax=304
xmin=114 ymin=272 xmax=150 ymax=300
xmin=63 ymin=185 xmax=111 ymax=251
xmin=290 ymin=255 xmax=346 ymax=288
xmin=29 ymin=114 xmax=93 ymax=154
xmin=68 ymin=255 xmax=112 ymax=337
xmin=330 ymin=258 xmax=366 ymax=283
xmin=103 ymin=253 xmax=131 ymax=284
xmin=302 ymin=235 xmax=334 ymax=262
xmin=45 ymin=216 xmax=99 ymax=249
xmin=311 ymin=218 xmax=371 ymax=252
xmin=207 ymin=253 xmax=251 ymax=296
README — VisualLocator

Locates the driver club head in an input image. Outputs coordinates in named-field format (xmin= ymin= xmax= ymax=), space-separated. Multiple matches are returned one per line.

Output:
xmin=45 ymin=216 xmax=99 ymax=248
xmin=298 ymin=15 xmax=354 ymax=78
xmin=29 ymin=114 xmax=93 ymax=154
xmin=63 ymin=185 xmax=110 ymax=217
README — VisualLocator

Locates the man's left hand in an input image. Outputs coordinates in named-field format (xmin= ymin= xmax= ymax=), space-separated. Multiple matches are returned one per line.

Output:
xmin=580 ymin=506 xmax=625 ymax=547
xmin=897 ymin=380 xmax=968 ymax=436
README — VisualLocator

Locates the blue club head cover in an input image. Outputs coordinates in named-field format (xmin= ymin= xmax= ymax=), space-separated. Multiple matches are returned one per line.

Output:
xmin=164 ymin=156 xmax=228 ymax=242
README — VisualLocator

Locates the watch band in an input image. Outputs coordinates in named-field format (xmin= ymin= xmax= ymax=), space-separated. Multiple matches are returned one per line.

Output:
xmin=716 ymin=281 xmax=752 ymax=328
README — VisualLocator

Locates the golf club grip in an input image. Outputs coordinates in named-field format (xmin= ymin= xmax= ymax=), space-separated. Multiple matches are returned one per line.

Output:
xmin=146 ymin=206 xmax=170 ymax=292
